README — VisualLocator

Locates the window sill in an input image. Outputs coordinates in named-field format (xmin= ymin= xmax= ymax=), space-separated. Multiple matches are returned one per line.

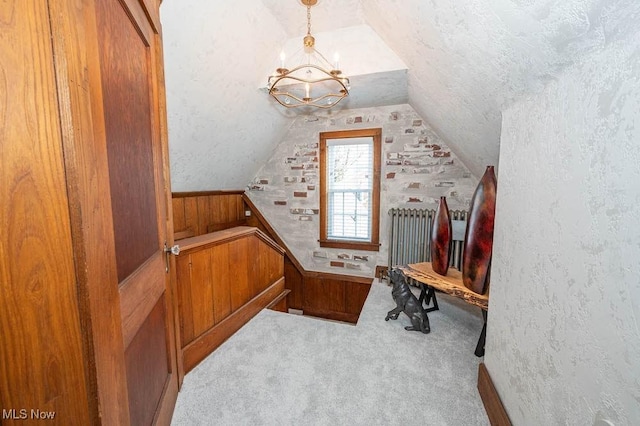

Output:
xmin=319 ymin=239 xmax=380 ymax=252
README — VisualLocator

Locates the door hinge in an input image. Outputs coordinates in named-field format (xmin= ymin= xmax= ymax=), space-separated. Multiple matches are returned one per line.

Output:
xmin=164 ymin=242 xmax=180 ymax=272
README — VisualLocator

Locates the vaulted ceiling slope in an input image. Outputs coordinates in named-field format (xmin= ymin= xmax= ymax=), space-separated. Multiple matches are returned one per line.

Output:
xmin=161 ymin=0 xmax=639 ymax=191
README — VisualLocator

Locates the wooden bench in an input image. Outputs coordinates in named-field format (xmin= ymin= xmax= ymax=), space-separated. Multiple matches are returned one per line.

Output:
xmin=397 ymin=262 xmax=488 ymax=357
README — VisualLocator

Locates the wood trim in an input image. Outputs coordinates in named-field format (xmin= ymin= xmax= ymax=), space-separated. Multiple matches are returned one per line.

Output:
xmin=318 ymin=239 xmax=381 ymax=251
xmin=172 ymin=190 xmax=245 ymax=198
xmin=182 ymin=277 xmax=285 ymax=373
xmin=478 ymin=363 xmax=511 ymax=426
xmin=319 ymin=128 xmax=382 ymax=251
xmin=48 ymin=0 xmax=131 ymax=422
xmin=177 ymin=226 xmax=284 ymax=255
xmin=266 ymin=289 xmax=291 ymax=312
xmin=303 ymin=270 xmax=373 ymax=284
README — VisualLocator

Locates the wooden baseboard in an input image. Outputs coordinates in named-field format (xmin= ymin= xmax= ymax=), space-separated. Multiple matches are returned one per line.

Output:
xmin=478 ymin=363 xmax=511 ymax=425
xmin=181 ymin=277 xmax=285 ymax=373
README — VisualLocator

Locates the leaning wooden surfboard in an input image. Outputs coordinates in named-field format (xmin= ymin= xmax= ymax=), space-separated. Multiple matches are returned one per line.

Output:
xmin=462 ymin=166 xmax=497 ymax=294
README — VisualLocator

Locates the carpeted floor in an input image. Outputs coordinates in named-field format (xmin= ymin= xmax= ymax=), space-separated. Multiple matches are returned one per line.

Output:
xmin=171 ymin=281 xmax=489 ymax=425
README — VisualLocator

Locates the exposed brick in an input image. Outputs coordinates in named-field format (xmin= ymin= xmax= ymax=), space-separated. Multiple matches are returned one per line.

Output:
xmin=354 ymin=116 xmax=363 ymax=123
xmin=405 ymin=128 xmax=415 ymax=134
xmin=274 ymin=201 xmax=287 ymax=206
xmin=337 ymin=253 xmax=351 ymax=260
xmin=385 ymin=136 xmax=394 ymax=144
xmin=389 ymin=112 xmax=399 ymax=121
xmin=284 ymin=177 xmax=297 ymax=183
xmin=293 ymin=191 xmax=307 ymax=198
xmin=330 ymin=261 xmax=345 ymax=268
xmin=291 ymin=165 xmax=304 ymax=170
xmin=290 ymin=208 xmax=319 ymax=215
xmin=258 ymin=179 xmax=269 ymax=184
xmin=408 ymin=197 xmax=424 ymax=203
xmin=299 ymin=216 xmax=312 ymax=221
xmin=433 ymin=151 xmax=451 ymax=158
xmin=307 ymin=185 xmax=316 ymax=191
xmin=386 ymin=172 xmax=396 ymax=179
xmin=353 ymin=255 xmax=369 ymax=262
xmin=408 ymin=182 xmax=421 ymax=189
xmin=412 ymin=119 xmax=422 ymax=126
xmin=346 ymin=263 xmax=361 ymax=270
xmin=435 ymin=182 xmax=455 ymax=188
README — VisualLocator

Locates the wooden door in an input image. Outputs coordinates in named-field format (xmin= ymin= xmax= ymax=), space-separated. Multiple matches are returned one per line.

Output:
xmin=95 ymin=0 xmax=178 ymax=424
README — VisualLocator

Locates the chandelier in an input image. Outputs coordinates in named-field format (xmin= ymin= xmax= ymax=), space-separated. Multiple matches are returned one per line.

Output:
xmin=267 ymin=0 xmax=350 ymax=109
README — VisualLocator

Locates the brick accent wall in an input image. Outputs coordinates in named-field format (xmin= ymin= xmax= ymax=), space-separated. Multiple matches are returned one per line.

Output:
xmin=246 ymin=105 xmax=478 ymax=276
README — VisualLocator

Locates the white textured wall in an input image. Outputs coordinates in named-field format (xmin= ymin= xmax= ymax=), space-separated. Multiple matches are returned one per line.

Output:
xmin=161 ymin=0 xmax=291 ymax=191
xmin=486 ymin=30 xmax=640 ymax=424
xmin=246 ymin=105 xmax=478 ymax=276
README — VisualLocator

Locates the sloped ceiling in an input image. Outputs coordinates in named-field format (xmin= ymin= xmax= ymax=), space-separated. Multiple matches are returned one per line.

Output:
xmin=161 ymin=0 xmax=638 ymax=190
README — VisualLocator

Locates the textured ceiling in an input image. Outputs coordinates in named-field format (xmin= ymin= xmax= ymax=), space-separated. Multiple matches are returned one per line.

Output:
xmin=161 ymin=0 xmax=639 ymax=190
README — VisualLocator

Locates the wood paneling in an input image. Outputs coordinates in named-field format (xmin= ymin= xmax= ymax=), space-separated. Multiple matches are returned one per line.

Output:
xmin=2 ymin=0 xmax=177 ymax=423
xmin=478 ymin=363 xmax=511 ymax=426
xmin=0 ymin=1 xmax=92 ymax=422
xmin=303 ymin=274 xmax=372 ymax=323
xmin=284 ymin=258 xmax=304 ymax=310
xmin=98 ymin=0 xmax=159 ymax=283
xmin=47 ymin=0 xmax=131 ymax=421
xmin=96 ymin=0 xmax=179 ymax=424
xmin=175 ymin=227 xmax=285 ymax=374
xmin=125 ymin=296 xmax=169 ymax=426
xmin=244 ymin=195 xmax=373 ymax=323
xmin=172 ymin=191 xmax=246 ymax=238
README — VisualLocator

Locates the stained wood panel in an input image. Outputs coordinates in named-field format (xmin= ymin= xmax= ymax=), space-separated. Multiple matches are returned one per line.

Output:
xmin=175 ymin=227 xmax=285 ymax=374
xmin=229 ymin=238 xmax=252 ymax=311
xmin=125 ymin=296 xmax=169 ymax=426
xmin=96 ymin=0 xmax=179 ymax=424
xmin=172 ymin=191 xmax=246 ymax=238
xmin=211 ymin=244 xmax=232 ymax=324
xmin=284 ymin=257 xmax=304 ymax=310
xmin=0 ymin=1 xmax=92 ymax=421
xmin=99 ymin=0 xmax=159 ymax=283
xmin=189 ymin=249 xmax=215 ymax=338
xmin=345 ymin=282 xmax=372 ymax=315
xmin=304 ymin=277 xmax=346 ymax=313
xmin=301 ymin=275 xmax=371 ymax=323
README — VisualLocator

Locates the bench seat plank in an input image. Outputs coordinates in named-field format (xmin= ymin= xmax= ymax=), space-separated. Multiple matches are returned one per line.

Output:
xmin=398 ymin=262 xmax=489 ymax=310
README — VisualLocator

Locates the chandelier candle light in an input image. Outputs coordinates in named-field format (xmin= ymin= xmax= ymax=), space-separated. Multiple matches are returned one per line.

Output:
xmin=267 ymin=0 xmax=350 ymax=109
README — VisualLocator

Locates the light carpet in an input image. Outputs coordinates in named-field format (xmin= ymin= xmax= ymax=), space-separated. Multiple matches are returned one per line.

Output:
xmin=171 ymin=281 xmax=489 ymax=425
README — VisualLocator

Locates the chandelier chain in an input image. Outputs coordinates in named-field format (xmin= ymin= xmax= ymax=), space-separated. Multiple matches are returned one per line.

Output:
xmin=306 ymin=6 xmax=311 ymax=35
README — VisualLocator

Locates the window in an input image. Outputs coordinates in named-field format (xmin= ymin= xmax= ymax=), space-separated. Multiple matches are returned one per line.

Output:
xmin=319 ymin=128 xmax=381 ymax=251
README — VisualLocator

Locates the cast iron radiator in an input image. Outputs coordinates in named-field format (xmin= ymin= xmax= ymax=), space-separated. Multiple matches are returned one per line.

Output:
xmin=387 ymin=208 xmax=468 ymax=275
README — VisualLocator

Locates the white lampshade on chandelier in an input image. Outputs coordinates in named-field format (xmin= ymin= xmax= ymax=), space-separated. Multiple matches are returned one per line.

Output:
xmin=267 ymin=0 xmax=350 ymax=109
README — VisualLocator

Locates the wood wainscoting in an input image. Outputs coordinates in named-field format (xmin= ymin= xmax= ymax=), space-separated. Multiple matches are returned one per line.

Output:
xmin=243 ymin=195 xmax=373 ymax=324
xmin=172 ymin=190 xmax=246 ymax=239
xmin=175 ymin=227 xmax=286 ymax=375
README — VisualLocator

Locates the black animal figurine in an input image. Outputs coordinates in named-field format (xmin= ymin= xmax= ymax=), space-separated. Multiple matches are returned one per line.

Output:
xmin=385 ymin=269 xmax=430 ymax=334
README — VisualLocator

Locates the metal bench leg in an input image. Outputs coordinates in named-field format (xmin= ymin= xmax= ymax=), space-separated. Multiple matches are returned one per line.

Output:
xmin=474 ymin=309 xmax=487 ymax=357
xmin=419 ymin=284 xmax=440 ymax=313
